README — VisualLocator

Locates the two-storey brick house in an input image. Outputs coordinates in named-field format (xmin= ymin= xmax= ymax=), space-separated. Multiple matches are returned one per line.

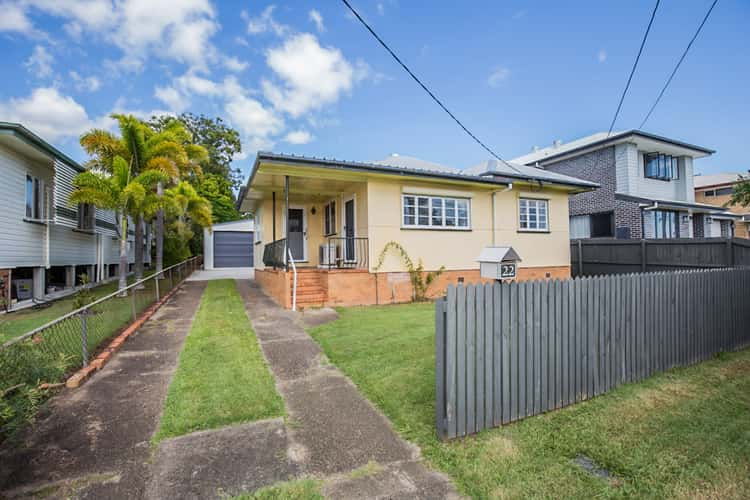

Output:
xmin=511 ymin=130 xmax=728 ymax=239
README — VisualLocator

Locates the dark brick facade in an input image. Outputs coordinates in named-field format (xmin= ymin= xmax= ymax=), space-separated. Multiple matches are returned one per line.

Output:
xmin=543 ymin=146 xmax=642 ymax=239
xmin=544 ymin=147 xmax=616 ymax=217
xmin=693 ymin=214 xmax=705 ymax=237
xmin=614 ymin=198 xmax=643 ymax=239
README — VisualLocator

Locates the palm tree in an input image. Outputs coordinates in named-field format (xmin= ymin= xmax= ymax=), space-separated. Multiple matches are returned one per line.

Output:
xmin=69 ymin=156 xmax=147 ymax=293
xmin=141 ymin=119 xmax=207 ymax=277
xmin=82 ymin=115 xmax=199 ymax=281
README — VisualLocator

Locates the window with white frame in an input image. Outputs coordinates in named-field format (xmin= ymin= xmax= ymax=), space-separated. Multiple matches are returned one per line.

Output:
xmin=519 ymin=198 xmax=549 ymax=231
xmin=25 ymin=174 xmax=44 ymax=220
xmin=402 ymin=194 xmax=470 ymax=229
xmin=324 ymin=200 xmax=336 ymax=235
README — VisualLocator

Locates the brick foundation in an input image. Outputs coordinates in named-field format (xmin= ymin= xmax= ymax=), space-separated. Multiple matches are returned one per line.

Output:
xmin=255 ymin=266 xmax=571 ymax=309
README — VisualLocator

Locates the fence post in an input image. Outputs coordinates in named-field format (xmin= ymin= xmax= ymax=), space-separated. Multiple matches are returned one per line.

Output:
xmin=80 ymin=312 xmax=88 ymax=367
xmin=155 ymin=274 xmax=160 ymax=302
xmin=130 ymin=288 xmax=137 ymax=321
xmin=435 ymin=297 xmax=446 ymax=439
xmin=168 ymin=268 xmax=173 ymax=291
xmin=726 ymin=238 xmax=734 ymax=267
xmin=641 ymin=240 xmax=647 ymax=272
xmin=578 ymin=240 xmax=584 ymax=276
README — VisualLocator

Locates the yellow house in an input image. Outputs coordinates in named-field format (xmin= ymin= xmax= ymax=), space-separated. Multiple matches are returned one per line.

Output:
xmin=694 ymin=173 xmax=749 ymax=238
xmin=238 ymin=152 xmax=598 ymax=308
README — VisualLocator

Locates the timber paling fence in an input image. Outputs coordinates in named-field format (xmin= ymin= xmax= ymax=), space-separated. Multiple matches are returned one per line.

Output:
xmin=571 ymin=237 xmax=750 ymax=277
xmin=435 ymin=267 xmax=750 ymax=440
xmin=0 ymin=257 xmax=200 ymax=400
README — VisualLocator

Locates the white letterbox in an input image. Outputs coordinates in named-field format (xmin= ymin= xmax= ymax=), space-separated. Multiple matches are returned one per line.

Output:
xmin=477 ymin=246 xmax=522 ymax=280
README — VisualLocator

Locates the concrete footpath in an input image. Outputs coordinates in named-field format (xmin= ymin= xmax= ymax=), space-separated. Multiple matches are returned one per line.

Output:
xmin=237 ymin=280 xmax=460 ymax=498
xmin=0 ymin=282 xmax=207 ymax=499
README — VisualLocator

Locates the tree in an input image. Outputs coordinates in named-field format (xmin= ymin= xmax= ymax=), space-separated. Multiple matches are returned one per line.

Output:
xmin=729 ymin=173 xmax=750 ymax=208
xmin=140 ymin=118 xmax=208 ymax=277
xmin=69 ymin=156 xmax=147 ymax=293
xmin=81 ymin=115 xmax=182 ymax=283
xmin=195 ymin=173 xmax=241 ymax=223
xmin=162 ymin=181 xmax=213 ymax=266
xmin=149 ymin=113 xmax=242 ymax=189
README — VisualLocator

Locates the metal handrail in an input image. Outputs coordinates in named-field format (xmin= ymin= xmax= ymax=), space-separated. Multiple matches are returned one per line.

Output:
xmin=288 ymin=247 xmax=297 ymax=311
xmin=0 ymin=256 xmax=200 ymax=350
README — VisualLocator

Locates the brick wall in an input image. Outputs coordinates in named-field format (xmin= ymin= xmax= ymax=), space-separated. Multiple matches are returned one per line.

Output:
xmin=614 ymin=199 xmax=642 ymax=239
xmin=543 ymin=147 xmax=644 ymax=239
xmin=693 ymin=214 xmax=705 ymax=237
xmin=257 ymin=266 xmax=572 ymax=309
xmin=544 ymin=147 xmax=616 ymax=217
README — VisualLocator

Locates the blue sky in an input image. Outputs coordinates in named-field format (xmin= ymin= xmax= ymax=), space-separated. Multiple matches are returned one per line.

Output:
xmin=1 ymin=0 xmax=748 ymax=181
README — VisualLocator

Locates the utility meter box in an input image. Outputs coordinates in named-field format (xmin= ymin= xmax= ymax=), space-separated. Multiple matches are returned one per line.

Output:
xmin=477 ymin=246 xmax=522 ymax=280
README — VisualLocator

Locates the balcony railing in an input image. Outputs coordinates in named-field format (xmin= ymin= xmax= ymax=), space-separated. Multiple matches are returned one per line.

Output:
xmin=263 ymin=238 xmax=287 ymax=269
xmin=319 ymin=237 xmax=368 ymax=270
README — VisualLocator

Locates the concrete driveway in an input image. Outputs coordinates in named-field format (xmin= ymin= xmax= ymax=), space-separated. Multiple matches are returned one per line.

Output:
xmin=186 ymin=267 xmax=254 ymax=281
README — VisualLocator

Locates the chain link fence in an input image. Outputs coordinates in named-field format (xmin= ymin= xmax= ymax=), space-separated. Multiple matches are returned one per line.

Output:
xmin=1 ymin=257 xmax=199 ymax=436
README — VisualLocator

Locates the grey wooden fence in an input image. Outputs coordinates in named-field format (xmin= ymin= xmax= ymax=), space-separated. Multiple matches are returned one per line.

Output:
xmin=570 ymin=237 xmax=750 ymax=277
xmin=435 ymin=268 xmax=750 ymax=440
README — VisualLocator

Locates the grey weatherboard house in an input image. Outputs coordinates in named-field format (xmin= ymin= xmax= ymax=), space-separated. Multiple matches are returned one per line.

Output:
xmin=0 ymin=122 xmax=152 ymax=307
xmin=511 ymin=130 xmax=735 ymax=239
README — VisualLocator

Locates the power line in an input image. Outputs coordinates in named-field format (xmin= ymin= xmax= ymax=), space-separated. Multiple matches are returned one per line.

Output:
xmin=640 ymin=0 xmax=718 ymax=129
xmin=339 ymin=0 xmax=523 ymax=174
xmin=607 ymin=0 xmax=660 ymax=136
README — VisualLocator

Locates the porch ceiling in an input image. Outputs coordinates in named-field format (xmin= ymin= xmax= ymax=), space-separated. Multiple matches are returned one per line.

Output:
xmin=240 ymin=164 xmax=367 ymax=211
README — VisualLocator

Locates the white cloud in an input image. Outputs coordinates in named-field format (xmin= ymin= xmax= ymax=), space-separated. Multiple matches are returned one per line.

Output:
xmin=0 ymin=87 xmax=92 ymax=141
xmin=246 ymin=5 xmax=288 ymax=36
xmin=225 ymin=92 xmax=283 ymax=140
xmin=487 ymin=67 xmax=510 ymax=87
xmin=176 ymin=72 xmax=222 ymax=96
xmin=113 ymin=0 xmax=218 ymax=71
xmin=284 ymin=130 xmax=313 ymax=145
xmin=263 ymin=33 xmax=359 ymax=117
xmin=27 ymin=0 xmax=116 ymax=31
xmin=24 ymin=45 xmax=54 ymax=78
xmin=598 ymin=49 xmax=607 ymax=63
xmin=70 ymin=71 xmax=101 ymax=92
xmin=376 ymin=2 xmax=385 ymax=15
xmin=223 ymin=56 xmax=249 ymax=72
xmin=154 ymin=85 xmax=189 ymax=113
xmin=309 ymin=9 xmax=325 ymax=32
xmin=15 ymin=0 xmax=219 ymax=72
xmin=0 ymin=2 xmax=36 ymax=35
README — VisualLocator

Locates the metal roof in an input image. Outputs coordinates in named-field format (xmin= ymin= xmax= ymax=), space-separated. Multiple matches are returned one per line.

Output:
xmin=693 ymin=172 xmax=745 ymax=188
xmin=250 ymin=151 xmax=600 ymax=190
xmin=512 ymin=130 xmax=715 ymax=166
xmin=0 ymin=122 xmax=84 ymax=172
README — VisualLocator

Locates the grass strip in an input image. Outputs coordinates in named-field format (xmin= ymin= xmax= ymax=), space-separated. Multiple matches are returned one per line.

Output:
xmin=154 ymin=279 xmax=284 ymax=442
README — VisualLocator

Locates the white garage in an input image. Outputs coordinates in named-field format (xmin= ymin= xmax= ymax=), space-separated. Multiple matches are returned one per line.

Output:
xmin=203 ymin=219 xmax=255 ymax=270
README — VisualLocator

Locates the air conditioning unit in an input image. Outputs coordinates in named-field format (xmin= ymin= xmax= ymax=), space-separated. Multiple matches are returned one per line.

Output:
xmin=319 ymin=243 xmax=340 ymax=266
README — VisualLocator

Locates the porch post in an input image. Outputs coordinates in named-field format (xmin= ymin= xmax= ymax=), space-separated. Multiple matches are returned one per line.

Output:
xmin=272 ymin=191 xmax=276 ymax=241
xmin=285 ymin=176 xmax=290 ymax=271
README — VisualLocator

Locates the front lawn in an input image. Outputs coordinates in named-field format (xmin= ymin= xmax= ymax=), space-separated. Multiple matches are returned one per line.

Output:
xmin=154 ymin=279 xmax=284 ymax=442
xmin=309 ymin=302 xmax=750 ymax=499
xmin=0 ymin=273 xmax=156 ymax=344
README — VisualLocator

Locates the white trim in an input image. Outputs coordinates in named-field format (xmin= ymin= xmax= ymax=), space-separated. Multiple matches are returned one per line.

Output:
xmin=401 ymin=193 xmax=471 ymax=230
xmin=342 ymin=194 xmax=356 ymax=262
xmin=518 ymin=198 xmax=549 ymax=232
xmin=285 ymin=204 xmax=308 ymax=262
